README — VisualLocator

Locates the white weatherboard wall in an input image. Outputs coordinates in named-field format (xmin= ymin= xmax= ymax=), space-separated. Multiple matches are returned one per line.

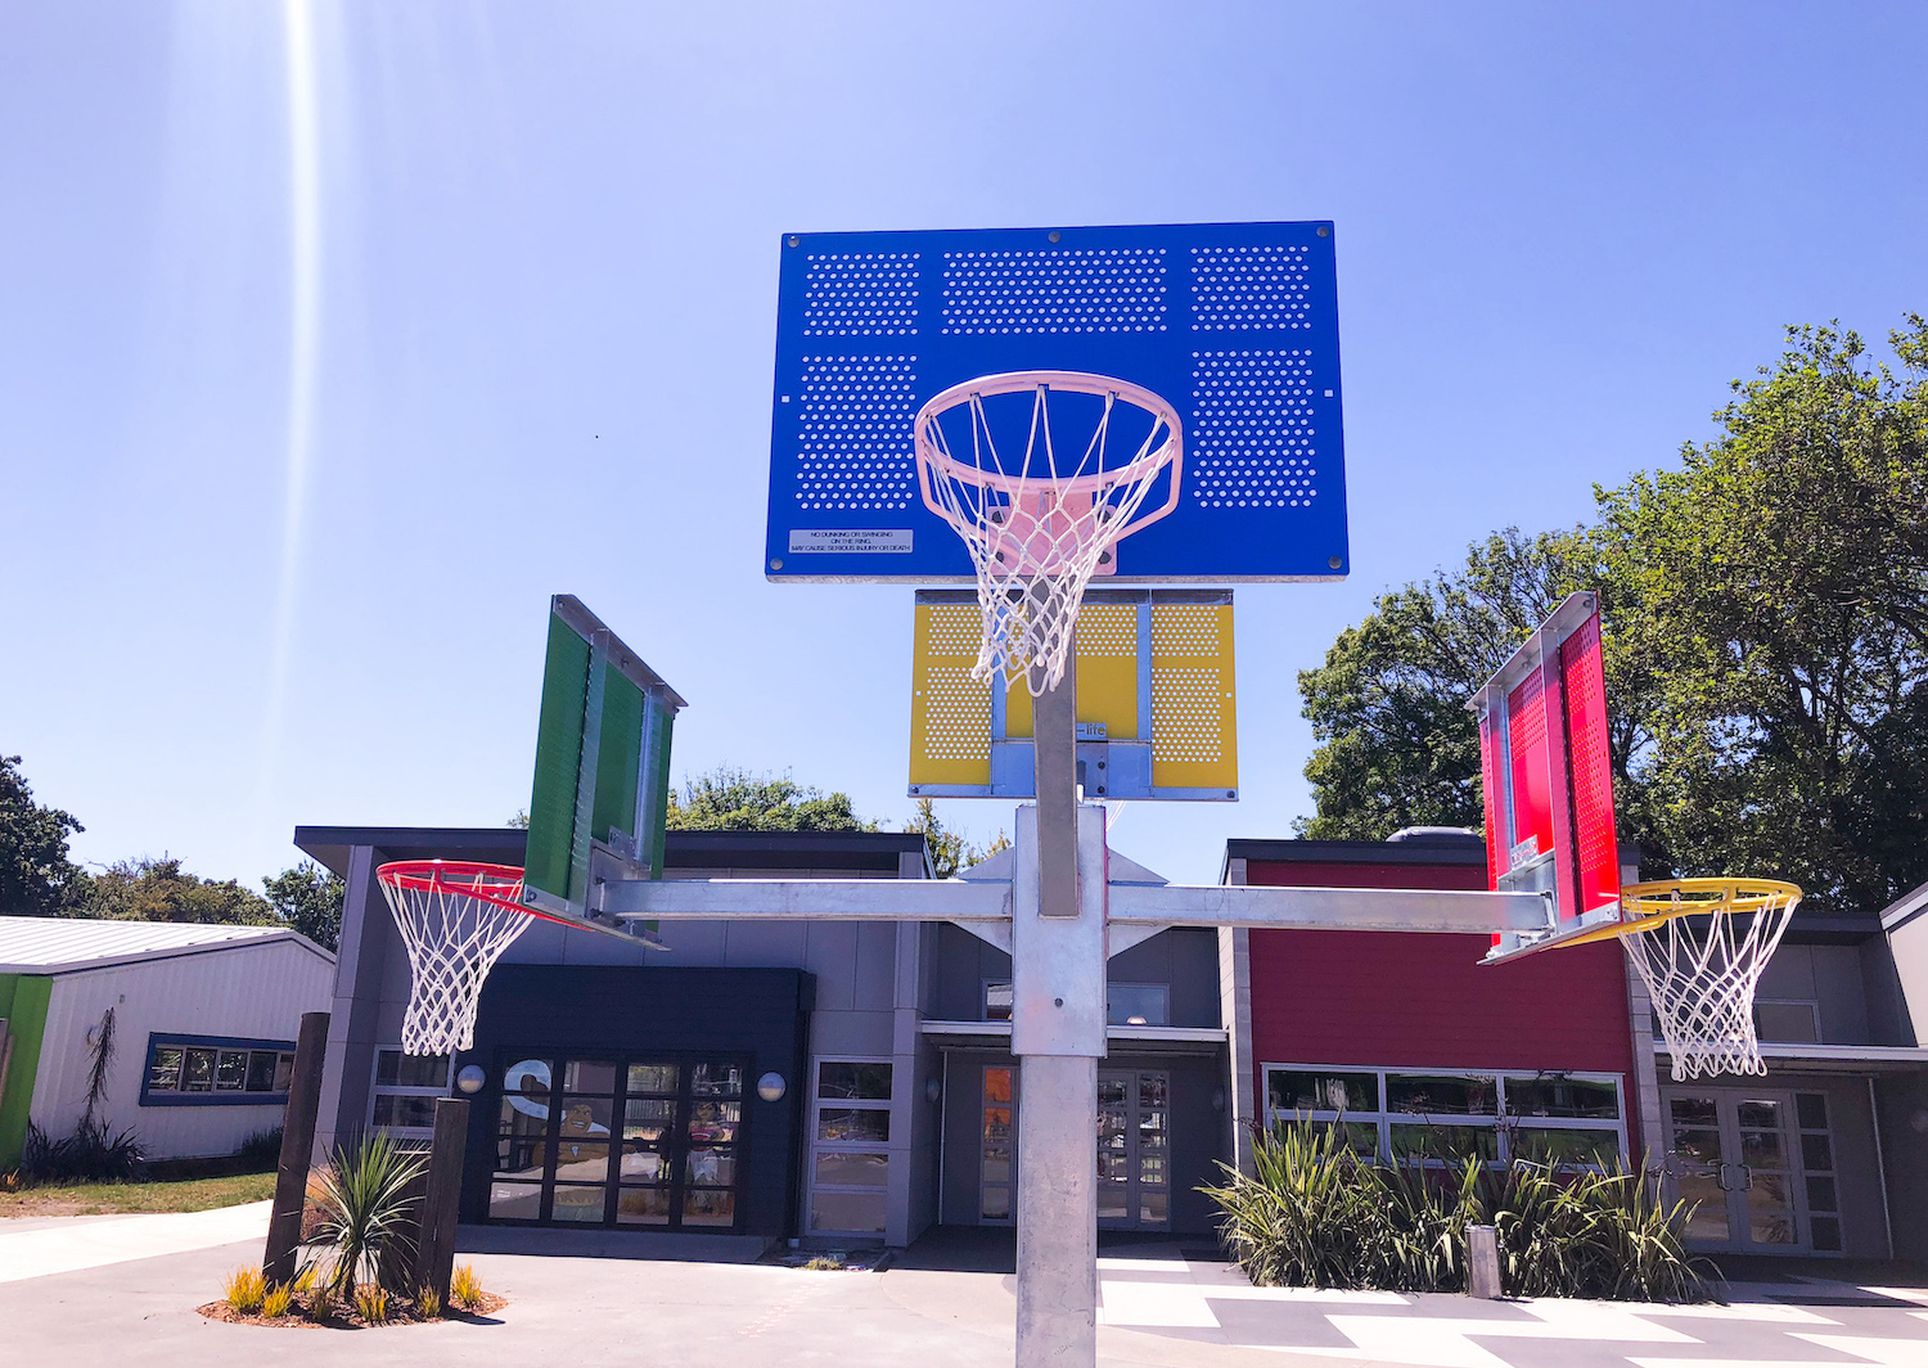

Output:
xmin=30 ymin=940 xmax=336 ymax=1160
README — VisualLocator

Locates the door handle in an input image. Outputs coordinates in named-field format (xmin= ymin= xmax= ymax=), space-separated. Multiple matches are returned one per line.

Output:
xmin=1736 ymin=1163 xmax=1754 ymax=1192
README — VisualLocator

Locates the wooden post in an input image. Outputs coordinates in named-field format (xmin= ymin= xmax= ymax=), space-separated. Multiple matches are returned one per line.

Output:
xmin=1466 ymin=1223 xmax=1504 ymax=1298
xmin=415 ymin=1096 xmax=470 ymax=1303
xmin=264 ymin=1010 xmax=330 ymax=1284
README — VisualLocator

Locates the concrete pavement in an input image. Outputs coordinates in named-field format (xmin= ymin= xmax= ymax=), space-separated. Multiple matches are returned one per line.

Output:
xmin=0 ymin=1215 xmax=1923 ymax=1367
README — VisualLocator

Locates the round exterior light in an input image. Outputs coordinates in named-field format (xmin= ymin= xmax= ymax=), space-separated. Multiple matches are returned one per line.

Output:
xmin=455 ymin=1064 xmax=487 ymax=1096
xmin=756 ymin=1072 xmax=787 ymax=1103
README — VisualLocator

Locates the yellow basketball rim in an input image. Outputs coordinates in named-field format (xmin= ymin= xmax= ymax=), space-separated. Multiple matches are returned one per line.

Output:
xmin=1555 ymin=877 xmax=1804 ymax=949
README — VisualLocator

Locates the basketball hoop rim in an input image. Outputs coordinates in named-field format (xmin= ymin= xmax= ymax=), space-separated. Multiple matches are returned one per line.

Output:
xmin=1555 ymin=877 xmax=1803 ymax=949
xmin=375 ymin=859 xmax=551 ymax=921
xmin=913 ymin=369 xmax=1182 ymax=501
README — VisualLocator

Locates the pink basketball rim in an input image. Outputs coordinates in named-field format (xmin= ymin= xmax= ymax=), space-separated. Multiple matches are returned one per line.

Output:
xmin=913 ymin=370 xmax=1184 ymax=505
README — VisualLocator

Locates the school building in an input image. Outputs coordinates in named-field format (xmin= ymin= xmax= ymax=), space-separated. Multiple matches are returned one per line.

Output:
xmin=294 ymin=823 xmax=1928 ymax=1263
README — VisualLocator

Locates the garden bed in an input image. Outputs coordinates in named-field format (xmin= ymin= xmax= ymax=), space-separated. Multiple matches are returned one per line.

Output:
xmin=198 ymin=1288 xmax=507 ymax=1330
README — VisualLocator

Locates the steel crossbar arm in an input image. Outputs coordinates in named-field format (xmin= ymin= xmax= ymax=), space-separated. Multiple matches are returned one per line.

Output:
xmin=1107 ymin=883 xmax=1553 ymax=935
xmin=595 ymin=876 xmax=1012 ymax=923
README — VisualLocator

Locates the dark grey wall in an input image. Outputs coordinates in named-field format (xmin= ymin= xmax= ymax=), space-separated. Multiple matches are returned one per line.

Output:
xmin=459 ymin=965 xmax=813 ymax=1238
xmin=928 ymin=925 xmax=1222 ymax=1028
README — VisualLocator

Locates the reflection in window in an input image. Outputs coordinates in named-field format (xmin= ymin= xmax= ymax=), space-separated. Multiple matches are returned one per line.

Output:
xmin=810 ymin=1058 xmax=893 ymax=1237
xmin=1262 ymin=1065 xmax=1626 ymax=1169
xmin=1107 ymin=984 xmax=1170 ymax=1027
xmin=142 ymin=1036 xmax=296 ymax=1105
xmin=818 ymin=1061 xmax=892 ymax=1101
xmin=369 ymin=1048 xmax=455 ymax=1138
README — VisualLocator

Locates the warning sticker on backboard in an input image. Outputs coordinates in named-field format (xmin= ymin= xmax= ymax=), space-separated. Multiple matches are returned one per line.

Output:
xmin=788 ymin=529 xmax=913 ymax=555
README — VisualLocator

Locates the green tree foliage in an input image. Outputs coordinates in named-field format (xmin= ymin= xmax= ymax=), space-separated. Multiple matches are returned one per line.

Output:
xmin=904 ymin=797 xmax=1011 ymax=878
xmin=1296 ymin=528 xmax=1610 ymax=841
xmin=263 ymin=861 xmax=347 ymax=950
xmin=1599 ymin=320 xmax=1928 ymax=909
xmin=0 ymin=754 xmax=88 ymax=916
xmin=665 ymin=766 xmax=875 ymax=832
xmin=1298 ymin=320 xmax=1928 ymax=910
xmin=81 ymin=856 xmax=278 ymax=926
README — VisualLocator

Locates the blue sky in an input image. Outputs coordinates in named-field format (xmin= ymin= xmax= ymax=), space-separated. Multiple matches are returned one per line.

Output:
xmin=4 ymin=2 xmax=1925 ymax=889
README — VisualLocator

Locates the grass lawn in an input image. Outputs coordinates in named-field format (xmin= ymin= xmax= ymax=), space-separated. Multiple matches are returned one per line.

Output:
xmin=0 ymin=1170 xmax=276 ymax=1218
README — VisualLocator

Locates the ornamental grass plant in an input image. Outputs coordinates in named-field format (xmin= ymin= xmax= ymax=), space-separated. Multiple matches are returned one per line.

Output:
xmin=1202 ymin=1120 xmax=1713 ymax=1301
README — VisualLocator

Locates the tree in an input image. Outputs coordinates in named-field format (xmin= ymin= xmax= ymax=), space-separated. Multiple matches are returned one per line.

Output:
xmin=1294 ymin=527 xmax=1622 ymax=840
xmin=0 ymin=754 xmax=88 ymax=916
xmin=263 ymin=861 xmax=347 ymax=950
xmin=665 ymin=766 xmax=875 ymax=832
xmin=1597 ymin=319 xmax=1928 ymax=910
xmin=905 ymin=797 xmax=1011 ymax=879
xmin=1298 ymin=319 xmax=1928 ymax=911
xmin=81 ymin=856 xmax=278 ymax=926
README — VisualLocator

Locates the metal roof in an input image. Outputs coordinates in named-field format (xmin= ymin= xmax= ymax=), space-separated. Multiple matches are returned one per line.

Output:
xmin=0 ymin=916 xmax=332 ymax=975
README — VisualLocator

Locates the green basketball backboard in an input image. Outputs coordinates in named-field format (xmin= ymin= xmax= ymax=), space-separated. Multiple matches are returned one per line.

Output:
xmin=523 ymin=596 xmax=686 ymax=929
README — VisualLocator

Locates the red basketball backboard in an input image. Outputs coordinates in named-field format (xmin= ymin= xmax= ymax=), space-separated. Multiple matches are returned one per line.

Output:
xmin=1470 ymin=593 xmax=1622 ymax=960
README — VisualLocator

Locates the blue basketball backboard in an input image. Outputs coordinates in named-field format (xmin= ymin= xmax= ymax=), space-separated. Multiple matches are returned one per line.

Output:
xmin=766 ymin=221 xmax=1348 ymax=583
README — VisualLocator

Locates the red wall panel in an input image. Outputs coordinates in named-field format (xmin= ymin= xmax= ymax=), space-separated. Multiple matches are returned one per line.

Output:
xmin=1244 ymin=854 xmax=1641 ymax=1156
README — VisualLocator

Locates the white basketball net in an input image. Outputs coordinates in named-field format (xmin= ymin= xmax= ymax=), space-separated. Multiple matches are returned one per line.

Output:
xmin=915 ymin=371 xmax=1182 ymax=695
xmin=377 ymin=862 xmax=535 ymax=1055
xmin=1618 ymin=880 xmax=1802 ymax=1081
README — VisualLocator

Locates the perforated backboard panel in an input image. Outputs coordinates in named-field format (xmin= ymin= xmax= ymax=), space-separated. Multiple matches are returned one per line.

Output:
xmin=909 ymin=591 xmax=1237 ymax=800
xmin=1469 ymin=593 xmax=1621 ymax=956
xmin=525 ymin=596 xmax=685 ymax=919
xmin=768 ymin=222 xmax=1348 ymax=582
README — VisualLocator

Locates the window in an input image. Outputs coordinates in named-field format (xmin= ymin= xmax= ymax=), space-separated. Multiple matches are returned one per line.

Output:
xmin=1754 ymin=1000 xmax=1822 ymax=1044
xmin=1107 ymin=984 xmax=1170 ymax=1028
xmin=984 ymin=981 xmax=1013 ymax=1022
xmin=808 ymin=1058 xmax=892 ymax=1236
xmin=1795 ymin=1091 xmax=1842 ymax=1253
xmin=984 ymin=981 xmax=1172 ymax=1027
xmin=369 ymin=1049 xmax=451 ymax=1140
xmin=1262 ymin=1063 xmax=1628 ymax=1169
xmin=141 ymin=1035 xmax=295 ymax=1107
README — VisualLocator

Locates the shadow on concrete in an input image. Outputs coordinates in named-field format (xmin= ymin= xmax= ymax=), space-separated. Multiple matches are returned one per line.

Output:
xmin=455 ymin=1223 xmax=774 ymax=1263
xmin=896 ymin=1225 xmax=1228 ymax=1274
xmin=1711 ymin=1252 xmax=1928 ymax=1305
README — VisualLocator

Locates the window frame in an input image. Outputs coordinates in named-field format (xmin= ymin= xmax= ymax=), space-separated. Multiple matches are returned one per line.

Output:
xmin=805 ymin=1055 xmax=894 ymax=1238
xmin=1261 ymin=1061 xmax=1628 ymax=1170
xmin=139 ymin=1033 xmax=296 ymax=1108
xmin=1753 ymin=998 xmax=1823 ymax=1044
xmin=367 ymin=1047 xmax=453 ymax=1141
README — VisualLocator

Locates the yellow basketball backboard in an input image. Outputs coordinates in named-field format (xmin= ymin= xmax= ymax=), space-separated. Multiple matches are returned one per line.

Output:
xmin=909 ymin=591 xmax=1237 ymax=800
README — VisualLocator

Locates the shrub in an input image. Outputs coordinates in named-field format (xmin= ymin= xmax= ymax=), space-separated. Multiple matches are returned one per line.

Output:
xmin=292 ymin=1262 xmax=320 ymax=1295
xmin=309 ymin=1134 xmax=427 ymax=1296
xmin=449 ymin=1263 xmax=485 ymax=1310
xmin=223 ymin=1266 xmax=267 ymax=1313
xmin=416 ymin=1284 xmax=442 ymax=1319
xmin=17 ymin=1118 xmax=145 ymax=1185
xmin=353 ymin=1283 xmax=391 ymax=1324
xmin=1204 ymin=1120 xmax=1713 ymax=1302
xmin=260 ymin=1282 xmax=295 ymax=1319
xmin=237 ymin=1127 xmax=284 ymax=1169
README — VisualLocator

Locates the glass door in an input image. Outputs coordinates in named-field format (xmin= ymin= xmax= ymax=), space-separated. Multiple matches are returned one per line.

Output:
xmin=1662 ymin=1089 xmax=1807 ymax=1253
xmin=980 ymin=1065 xmax=1015 ymax=1224
xmin=489 ymin=1052 xmax=745 ymax=1230
xmin=1096 ymin=1069 xmax=1170 ymax=1231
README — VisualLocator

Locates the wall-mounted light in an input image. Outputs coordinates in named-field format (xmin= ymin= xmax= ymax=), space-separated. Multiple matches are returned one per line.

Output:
xmin=1210 ymin=1087 xmax=1226 ymax=1114
xmin=925 ymin=1077 xmax=942 ymax=1104
xmin=757 ymin=1072 xmax=787 ymax=1103
xmin=456 ymin=1065 xmax=486 ymax=1096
